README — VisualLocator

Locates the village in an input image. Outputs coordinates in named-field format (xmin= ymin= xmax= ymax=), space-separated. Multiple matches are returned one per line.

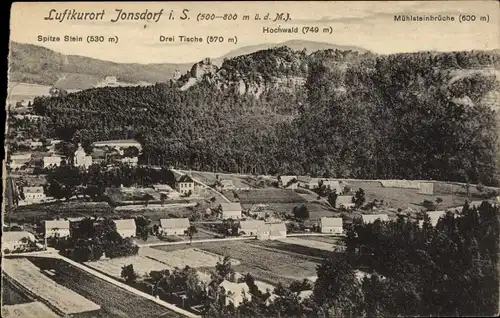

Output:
xmin=4 ymin=133 xmax=499 ymax=317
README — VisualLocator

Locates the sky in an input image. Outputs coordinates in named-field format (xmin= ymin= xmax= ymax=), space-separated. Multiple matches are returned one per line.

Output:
xmin=9 ymin=1 xmax=500 ymax=64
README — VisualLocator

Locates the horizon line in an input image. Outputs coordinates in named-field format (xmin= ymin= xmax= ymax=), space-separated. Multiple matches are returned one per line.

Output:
xmin=9 ymin=40 xmax=499 ymax=66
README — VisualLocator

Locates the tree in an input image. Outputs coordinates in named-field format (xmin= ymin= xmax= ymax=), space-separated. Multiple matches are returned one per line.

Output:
xmin=185 ymin=225 xmax=198 ymax=244
xmin=121 ymin=264 xmax=138 ymax=283
xmin=327 ymin=190 xmax=338 ymax=207
xmin=313 ymin=256 xmax=364 ymax=317
xmin=353 ymin=188 xmax=366 ymax=208
xmin=292 ymin=204 xmax=309 ymax=220
xmin=215 ymin=255 xmax=236 ymax=282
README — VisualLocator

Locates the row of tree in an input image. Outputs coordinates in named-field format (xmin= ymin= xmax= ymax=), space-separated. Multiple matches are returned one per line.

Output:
xmin=44 ymin=164 xmax=177 ymax=201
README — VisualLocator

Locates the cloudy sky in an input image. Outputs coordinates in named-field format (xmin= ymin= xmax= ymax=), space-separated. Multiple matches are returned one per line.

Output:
xmin=10 ymin=1 xmax=499 ymax=64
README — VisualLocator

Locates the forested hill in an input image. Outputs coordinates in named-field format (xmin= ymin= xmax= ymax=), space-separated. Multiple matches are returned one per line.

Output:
xmin=27 ymin=47 xmax=500 ymax=185
xmin=8 ymin=41 xmax=193 ymax=85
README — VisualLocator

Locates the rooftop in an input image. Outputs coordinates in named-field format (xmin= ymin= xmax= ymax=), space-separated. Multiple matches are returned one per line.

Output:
xmin=160 ymin=218 xmax=190 ymax=229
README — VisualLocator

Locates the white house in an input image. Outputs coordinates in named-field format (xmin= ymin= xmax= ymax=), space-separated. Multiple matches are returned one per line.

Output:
xmin=9 ymin=153 xmax=31 ymax=170
xmin=418 ymin=182 xmax=434 ymax=195
xmin=45 ymin=220 xmax=71 ymax=238
xmin=280 ymin=176 xmax=298 ymax=189
xmin=153 ymin=184 xmax=173 ymax=193
xmin=2 ymin=231 xmax=36 ymax=251
xmin=113 ymin=219 xmax=136 ymax=238
xmin=22 ymin=186 xmax=46 ymax=202
xmin=335 ymin=195 xmax=355 ymax=209
xmin=361 ymin=214 xmax=389 ymax=224
xmin=73 ymin=144 xmax=93 ymax=168
xmin=220 ymin=202 xmax=242 ymax=219
xmin=419 ymin=211 xmax=446 ymax=227
xmin=43 ymin=155 xmax=62 ymax=169
xmin=322 ymin=180 xmax=342 ymax=194
xmin=160 ymin=218 xmax=190 ymax=235
xmin=121 ymin=156 xmax=138 ymax=167
xmin=298 ymin=177 xmax=321 ymax=189
xmin=239 ymin=220 xmax=266 ymax=236
xmin=258 ymin=222 xmax=287 ymax=240
xmin=218 ymin=280 xmax=251 ymax=307
xmin=176 ymin=175 xmax=195 ymax=195
xmin=29 ymin=140 xmax=43 ymax=149
xmin=320 ymin=217 xmax=343 ymax=234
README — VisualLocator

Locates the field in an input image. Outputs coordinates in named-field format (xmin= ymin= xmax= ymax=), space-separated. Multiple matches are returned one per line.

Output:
xmin=28 ymin=257 xmax=183 ymax=318
xmin=8 ymin=82 xmax=52 ymax=102
xmin=154 ymin=241 xmax=319 ymax=285
xmin=2 ymin=258 xmax=101 ymax=315
xmin=2 ymin=302 xmax=59 ymax=318
xmin=248 ymin=240 xmax=336 ymax=259
xmin=84 ymin=256 xmax=172 ymax=279
xmin=8 ymin=201 xmax=115 ymax=223
xmin=297 ymin=235 xmax=345 ymax=244
xmin=347 ymin=180 xmax=474 ymax=210
xmin=224 ymin=189 xmax=307 ymax=204
xmin=1 ymin=277 xmax=32 ymax=305
xmin=141 ymin=246 xmax=240 ymax=268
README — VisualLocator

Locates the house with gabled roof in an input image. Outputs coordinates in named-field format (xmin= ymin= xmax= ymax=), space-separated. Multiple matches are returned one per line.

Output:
xmin=176 ymin=175 xmax=195 ymax=195
xmin=280 ymin=175 xmax=298 ymax=189
xmin=45 ymin=220 xmax=71 ymax=238
xmin=160 ymin=218 xmax=190 ymax=235
xmin=218 ymin=280 xmax=251 ymax=307
xmin=239 ymin=220 xmax=266 ymax=236
xmin=220 ymin=202 xmax=242 ymax=219
xmin=22 ymin=186 xmax=45 ymax=203
xmin=113 ymin=219 xmax=136 ymax=238
xmin=320 ymin=217 xmax=343 ymax=234
xmin=335 ymin=195 xmax=355 ymax=209
xmin=322 ymin=180 xmax=342 ymax=194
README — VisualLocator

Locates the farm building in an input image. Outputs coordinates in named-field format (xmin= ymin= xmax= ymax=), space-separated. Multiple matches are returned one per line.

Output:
xmin=239 ymin=220 xmax=266 ymax=236
xmin=159 ymin=218 xmax=190 ymax=235
xmin=218 ymin=280 xmax=251 ymax=307
xmin=298 ymin=290 xmax=314 ymax=303
xmin=73 ymin=144 xmax=93 ymax=168
xmin=298 ymin=177 xmax=321 ymax=189
xmin=153 ymin=184 xmax=174 ymax=193
xmin=2 ymin=231 xmax=36 ymax=251
xmin=361 ymin=214 xmax=389 ymax=224
xmin=9 ymin=153 xmax=32 ymax=170
xmin=22 ymin=186 xmax=45 ymax=202
xmin=121 ymin=156 xmax=139 ymax=166
xmin=419 ymin=211 xmax=446 ymax=227
xmin=113 ymin=219 xmax=136 ymax=238
xmin=220 ymin=202 xmax=243 ymax=219
xmin=220 ymin=179 xmax=236 ymax=190
xmin=335 ymin=195 xmax=355 ymax=209
xmin=322 ymin=180 xmax=342 ymax=193
xmin=280 ymin=176 xmax=298 ymax=189
xmin=418 ymin=182 xmax=434 ymax=195
xmin=268 ymin=222 xmax=287 ymax=240
xmin=320 ymin=217 xmax=343 ymax=234
xmin=45 ymin=220 xmax=71 ymax=238
xmin=42 ymin=155 xmax=62 ymax=169
xmin=176 ymin=175 xmax=195 ymax=195
xmin=91 ymin=139 xmax=143 ymax=152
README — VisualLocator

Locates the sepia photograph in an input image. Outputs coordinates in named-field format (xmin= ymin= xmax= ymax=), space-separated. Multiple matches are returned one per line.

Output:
xmin=2 ymin=1 xmax=500 ymax=317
